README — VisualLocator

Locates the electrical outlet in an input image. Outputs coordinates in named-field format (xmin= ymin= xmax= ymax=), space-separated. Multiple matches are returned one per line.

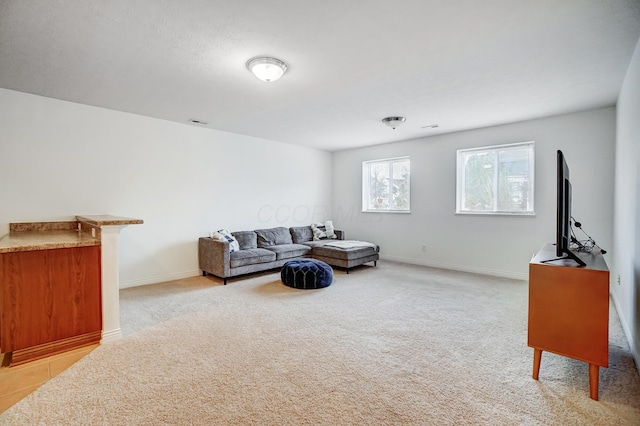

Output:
xmin=617 ymin=274 xmax=621 ymax=285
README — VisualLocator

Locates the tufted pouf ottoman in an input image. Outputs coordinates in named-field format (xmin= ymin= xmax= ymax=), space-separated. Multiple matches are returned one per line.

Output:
xmin=281 ymin=259 xmax=333 ymax=289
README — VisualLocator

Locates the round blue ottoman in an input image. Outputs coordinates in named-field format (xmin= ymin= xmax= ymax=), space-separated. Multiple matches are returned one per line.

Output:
xmin=281 ymin=259 xmax=333 ymax=289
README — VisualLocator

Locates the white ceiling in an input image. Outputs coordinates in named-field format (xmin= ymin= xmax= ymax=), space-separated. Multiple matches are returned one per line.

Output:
xmin=1 ymin=1 xmax=639 ymax=152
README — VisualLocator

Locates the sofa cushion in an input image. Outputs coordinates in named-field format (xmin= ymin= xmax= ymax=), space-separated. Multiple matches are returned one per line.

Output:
xmin=311 ymin=244 xmax=379 ymax=261
xmin=230 ymin=248 xmax=277 ymax=268
xmin=289 ymin=226 xmax=314 ymax=243
xmin=300 ymin=240 xmax=336 ymax=248
xmin=264 ymin=243 xmax=312 ymax=260
xmin=232 ymin=231 xmax=258 ymax=250
xmin=255 ymin=227 xmax=293 ymax=247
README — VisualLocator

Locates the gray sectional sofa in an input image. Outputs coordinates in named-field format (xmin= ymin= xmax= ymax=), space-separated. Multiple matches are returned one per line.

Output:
xmin=198 ymin=226 xmax=379 ymax=284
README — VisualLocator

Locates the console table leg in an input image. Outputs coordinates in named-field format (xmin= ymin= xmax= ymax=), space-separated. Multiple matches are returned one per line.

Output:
xmin=589 ymin=364 xmax=599 ymax=401
xmin=533 ymin=348 xmax=542 ymax=380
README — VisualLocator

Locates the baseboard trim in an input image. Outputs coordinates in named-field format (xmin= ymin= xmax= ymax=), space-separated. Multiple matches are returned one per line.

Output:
xmin=610 ymin=292 xmax=640 ymax=376
xmin=101 ymin=328 xmax=122 ymax=344
xmin=380 ymin=254 xmax=528 ymax=281
xmin=119 ymin=270 xmax=201 ymax=289
xmin=10 ymin=332 xmax=102 ymax=366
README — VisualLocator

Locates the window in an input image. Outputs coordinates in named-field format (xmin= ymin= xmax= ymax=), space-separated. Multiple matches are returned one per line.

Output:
xmin=456 ymin=142 xmax=534 ymax=215
xmin=362 ymin=157 xmax=410 ymax=212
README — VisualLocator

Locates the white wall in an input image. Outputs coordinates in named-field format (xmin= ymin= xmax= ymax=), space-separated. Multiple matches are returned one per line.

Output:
xmin=0 ymin=89 xmax=333 ymax=287
xmin=332 ymin=108 xmax=615 ymax=279
xmin=612 ymin=36 xmax=640 ymax=371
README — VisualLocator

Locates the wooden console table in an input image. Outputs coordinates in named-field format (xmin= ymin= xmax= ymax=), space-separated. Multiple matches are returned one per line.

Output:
xmin=528 ymin=243 xmax=610 ymax=400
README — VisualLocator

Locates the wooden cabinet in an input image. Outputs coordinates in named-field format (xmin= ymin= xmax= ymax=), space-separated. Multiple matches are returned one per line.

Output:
xmin=0 ymin=246 xmax=102 ymax=365
xmin=528 ymin=243 xmax=609 ymax=400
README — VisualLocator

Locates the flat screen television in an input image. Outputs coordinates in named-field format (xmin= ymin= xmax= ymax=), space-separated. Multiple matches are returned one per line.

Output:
xmin=555 ymin=150 xmax=586 ymax=266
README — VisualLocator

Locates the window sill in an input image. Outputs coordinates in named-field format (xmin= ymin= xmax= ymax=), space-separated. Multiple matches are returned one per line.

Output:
xmin=455 ymin=211 xmax=536 ymax=217
xmin=362 ymin=210 xmax=411 ymax=214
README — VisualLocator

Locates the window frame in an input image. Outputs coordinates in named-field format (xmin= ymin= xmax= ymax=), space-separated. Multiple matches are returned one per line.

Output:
xmin=456 ymin=141 xmax=535 ymax=216
xmin=362 ymin=156 xmax=411 ymax=213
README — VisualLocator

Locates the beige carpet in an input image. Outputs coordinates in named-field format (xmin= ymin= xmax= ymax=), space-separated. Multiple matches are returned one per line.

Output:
xmin=2 ymin=261 xmax=640 ymax=425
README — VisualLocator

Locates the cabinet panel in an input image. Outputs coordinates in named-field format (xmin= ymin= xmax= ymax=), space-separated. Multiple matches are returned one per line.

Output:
xmin=0 ymin=246 xmax=101 ymax=353
xmin=528 ymin=262 xmax=609 ymax=366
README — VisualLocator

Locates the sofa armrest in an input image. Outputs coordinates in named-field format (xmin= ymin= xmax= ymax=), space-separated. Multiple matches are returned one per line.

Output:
xmin=198 ymin=237 xmax=230 ymax=278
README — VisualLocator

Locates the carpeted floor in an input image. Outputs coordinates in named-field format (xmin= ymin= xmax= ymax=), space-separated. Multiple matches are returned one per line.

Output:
xmin=2 ymin=261 xmax=640 ymax=425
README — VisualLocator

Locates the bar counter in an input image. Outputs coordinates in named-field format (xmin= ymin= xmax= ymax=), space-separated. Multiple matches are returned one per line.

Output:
xmin=0 ymin=215 xmax=143 ymax=366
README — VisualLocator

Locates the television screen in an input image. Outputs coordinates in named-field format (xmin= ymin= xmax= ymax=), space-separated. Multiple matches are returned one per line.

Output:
xmin=555 ymin=150 xmax=585 ymax=266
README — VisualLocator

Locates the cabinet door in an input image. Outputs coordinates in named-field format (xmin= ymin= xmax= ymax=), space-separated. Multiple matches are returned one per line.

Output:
xmin=0 ymin=246 xmax=102 ymax=352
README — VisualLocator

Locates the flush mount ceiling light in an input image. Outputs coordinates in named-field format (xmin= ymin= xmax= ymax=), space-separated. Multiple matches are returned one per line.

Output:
xmin=246 ymin=56 xmax=288 ymax=82
xmin=382 ymin=116 xmax=406 ymax=129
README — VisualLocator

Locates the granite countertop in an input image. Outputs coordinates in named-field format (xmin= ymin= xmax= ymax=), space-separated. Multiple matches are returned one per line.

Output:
xmin=76 ymin=215 xmax=144 ymax=226
xmin=0 ymin=229 xmax=100 ymax=253
xmin=0 ymin=216 xmax=143 ymax=254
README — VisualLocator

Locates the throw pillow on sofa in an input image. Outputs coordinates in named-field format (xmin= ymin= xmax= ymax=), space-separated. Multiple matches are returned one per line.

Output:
xmin=210 ymin=229 xmax=240 ymax=252
xmin=311 ymin=221 xmax=337 ymax=241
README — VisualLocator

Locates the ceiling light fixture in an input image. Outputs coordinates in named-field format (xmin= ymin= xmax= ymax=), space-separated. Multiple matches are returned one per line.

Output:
xmin=246 ymin=56 xmax=288 ymax=82
xmin=382 ymin=116 xmax=406 ymax=129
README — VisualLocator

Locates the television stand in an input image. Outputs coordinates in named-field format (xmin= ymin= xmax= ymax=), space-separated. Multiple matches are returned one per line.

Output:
xmin=540 ymin=253 xmax=586 ymax=266
xmin=528 ymin=243 xmax=609 ymax=400
xmin=540 ymin=244 xmax=586 ymax=267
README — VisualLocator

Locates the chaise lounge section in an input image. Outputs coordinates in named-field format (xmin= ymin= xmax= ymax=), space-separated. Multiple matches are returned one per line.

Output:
xmin=198 ymin=225 xmax=379 ymax=284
